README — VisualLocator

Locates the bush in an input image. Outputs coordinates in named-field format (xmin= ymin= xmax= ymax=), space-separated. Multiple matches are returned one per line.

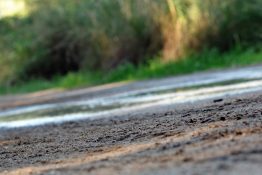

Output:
xmin=157 ymin=0 xmax=262 ymax=59
xmin=0 ymin=0 xmax=261 ymax=86
xmin=0 ymin=17 xmax=33 ymax=85
xmin=21 ymin=0 xmax=161 ymax=78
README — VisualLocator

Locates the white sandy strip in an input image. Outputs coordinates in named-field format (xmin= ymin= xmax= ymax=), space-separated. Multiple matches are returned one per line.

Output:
xmin=1 ymin=66 xmax=262 ymax=118
xmin=1 ymin=79 xmax=262 ymax=128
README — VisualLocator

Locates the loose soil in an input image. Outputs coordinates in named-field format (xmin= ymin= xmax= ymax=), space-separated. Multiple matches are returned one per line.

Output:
xmin=0 ymin=92 xmax=262 ymax=175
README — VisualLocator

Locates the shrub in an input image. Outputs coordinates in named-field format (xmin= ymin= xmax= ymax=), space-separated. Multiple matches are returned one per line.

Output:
xmin=0 ymin=0 xmax=261 ymax=86
xmin=157 ymin=0 xmax=262 ymax=59
xmin=20 ymin=0 xmax=161 ymax=79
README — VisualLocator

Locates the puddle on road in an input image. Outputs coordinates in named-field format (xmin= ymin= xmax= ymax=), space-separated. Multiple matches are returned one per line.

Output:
xmin=1 ymin=66 xmax=262 ymax=128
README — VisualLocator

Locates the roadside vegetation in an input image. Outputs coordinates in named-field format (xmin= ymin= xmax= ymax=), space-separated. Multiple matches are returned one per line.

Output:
xmin=0 ymin=0 xmax=261 ymax=94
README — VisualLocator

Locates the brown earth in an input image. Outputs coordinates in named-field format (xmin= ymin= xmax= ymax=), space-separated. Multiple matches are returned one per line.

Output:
xmin=0 ymin=92 xmax=262 ymax=175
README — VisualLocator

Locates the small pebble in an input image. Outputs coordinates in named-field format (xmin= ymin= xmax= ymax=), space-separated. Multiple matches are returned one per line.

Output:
xmin=220 ymin=117 xmax=226 ymax=121
xmin=213 ymin=98 xmax=223 ymax=103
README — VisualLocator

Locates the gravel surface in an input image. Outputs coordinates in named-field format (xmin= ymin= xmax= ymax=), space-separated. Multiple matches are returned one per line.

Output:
xmin=0 ymin=92 xmax=261 ymax=175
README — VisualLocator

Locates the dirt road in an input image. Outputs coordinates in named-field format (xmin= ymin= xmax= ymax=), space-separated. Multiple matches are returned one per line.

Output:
xmin=0 ymin=91 xmax=261 ymax=174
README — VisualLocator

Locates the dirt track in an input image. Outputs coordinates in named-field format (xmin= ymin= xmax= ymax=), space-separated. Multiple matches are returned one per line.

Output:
xmin=0 ymin=91 xmax=261 ymax=175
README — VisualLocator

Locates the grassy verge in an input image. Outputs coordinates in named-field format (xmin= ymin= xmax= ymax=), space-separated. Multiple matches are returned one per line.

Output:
xmin=0 ymin=47 xmax=262 ymax=95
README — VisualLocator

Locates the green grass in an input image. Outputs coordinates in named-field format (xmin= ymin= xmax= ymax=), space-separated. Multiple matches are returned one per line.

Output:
xmin=0 ymin=47 xmax=262 ymax=95
xmin=104 ymin=47 xmax=262 ymax=81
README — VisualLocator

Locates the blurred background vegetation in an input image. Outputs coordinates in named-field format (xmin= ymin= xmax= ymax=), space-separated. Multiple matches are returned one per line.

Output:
xmin=0 ymin=0 xmax=261 ymax=94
